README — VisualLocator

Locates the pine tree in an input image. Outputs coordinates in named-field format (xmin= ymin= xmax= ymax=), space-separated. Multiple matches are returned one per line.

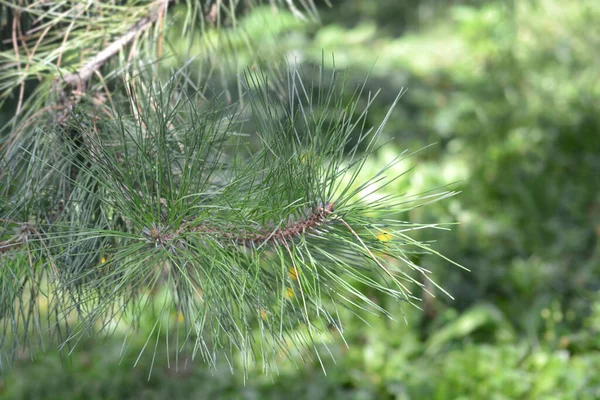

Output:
xmin=0 ymin=1 xmax=460 ymax=373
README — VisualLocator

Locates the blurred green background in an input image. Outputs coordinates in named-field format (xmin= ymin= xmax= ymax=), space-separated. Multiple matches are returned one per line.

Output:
xmin=2 ymin=0 xmax=600 ymax=398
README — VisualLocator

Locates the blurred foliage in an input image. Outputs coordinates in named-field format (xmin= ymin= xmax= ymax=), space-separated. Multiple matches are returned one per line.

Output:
xmin=3 ymin=298 xmax=600 ymax=399
xmin=2 ymin=0 xmax=600 ymax=398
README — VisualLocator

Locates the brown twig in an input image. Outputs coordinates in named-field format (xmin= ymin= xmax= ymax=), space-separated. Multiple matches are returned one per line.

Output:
xmin=156 ymin=1 xmax=167 ymax=60
xmin=188 ymin=203 xmax=335 ymax=248
xmin=12 ymin=8 xmax=24 ymax=116
xmin=0 ymin=237 xmax=23 ymax=254
xmin=0 ymin=222 xmax=34 ymax=255
xmin=61 ymin=0 xmax=167 ymax=88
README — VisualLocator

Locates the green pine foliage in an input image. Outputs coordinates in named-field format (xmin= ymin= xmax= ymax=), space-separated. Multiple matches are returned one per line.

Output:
xmin=0 ymin=6 xmax=458 ymax=370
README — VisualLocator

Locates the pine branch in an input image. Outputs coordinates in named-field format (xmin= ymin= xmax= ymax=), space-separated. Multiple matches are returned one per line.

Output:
xmin=0 ymin=221 xmax=34 ymax=254
xmin=0 ymin=3 xmax=458 ymax=374
xmin=61 ymin=0 xmax=169 ymax=88
xmin=0 ymin=0 xmax=317 ymax=129
xmin=184 ymin=202 xmax=335 ymax=247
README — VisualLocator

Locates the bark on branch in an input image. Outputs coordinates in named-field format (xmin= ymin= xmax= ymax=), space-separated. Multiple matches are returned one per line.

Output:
xmin=61 ymin=1 xmax=167 ymax=87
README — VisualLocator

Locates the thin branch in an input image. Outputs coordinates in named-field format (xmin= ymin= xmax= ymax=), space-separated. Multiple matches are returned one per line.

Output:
xmin=12 ymin=7 xmax=24 ymax=116
xmin=61 ymin=0 xmax=168 ymax=88
xmin=187 ymin=202 xmax=335 ymax=248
